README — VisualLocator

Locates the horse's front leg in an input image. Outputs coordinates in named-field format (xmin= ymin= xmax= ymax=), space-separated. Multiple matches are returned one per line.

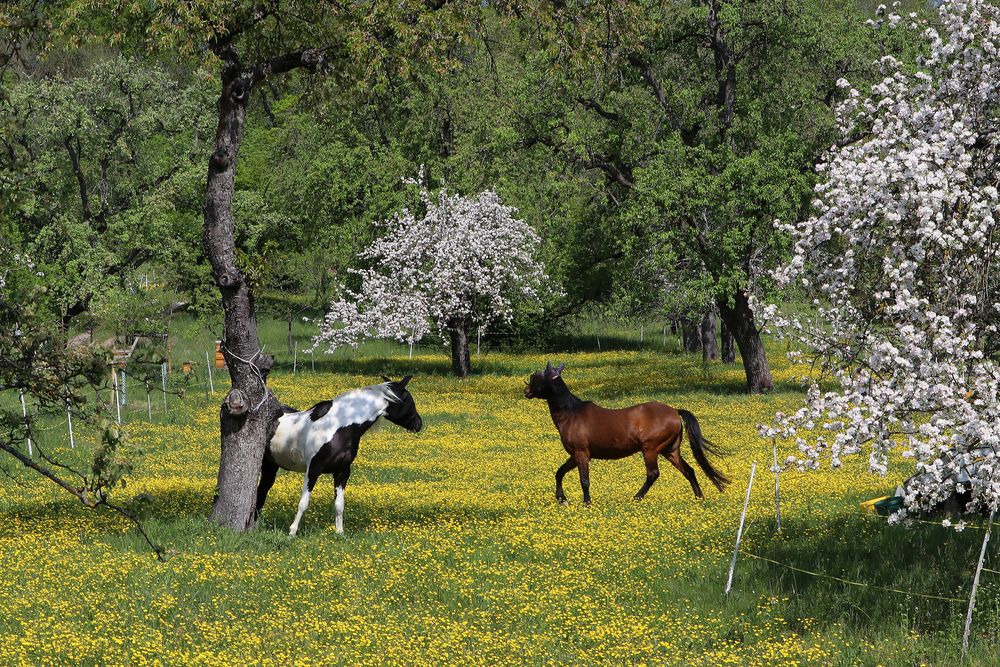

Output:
xmin=555 ymin=456 xmax=577 ymax=504
xmin=575 ymin=451 xmax=591 ymax=506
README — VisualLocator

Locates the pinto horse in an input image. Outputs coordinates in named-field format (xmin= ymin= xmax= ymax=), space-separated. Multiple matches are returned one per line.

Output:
xmin=257 ymin=375 xmax=423 ymax=536
xmin=524 ymin=362 xmax=728 ymax=504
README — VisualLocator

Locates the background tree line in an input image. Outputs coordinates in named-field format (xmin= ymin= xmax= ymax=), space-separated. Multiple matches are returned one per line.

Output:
xmin=1 ymin=0 xmax=932 ymax=530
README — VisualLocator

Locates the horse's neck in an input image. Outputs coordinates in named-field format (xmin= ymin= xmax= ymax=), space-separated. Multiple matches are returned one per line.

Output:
xmin=546 ymin=383 xmax=585 ymax=426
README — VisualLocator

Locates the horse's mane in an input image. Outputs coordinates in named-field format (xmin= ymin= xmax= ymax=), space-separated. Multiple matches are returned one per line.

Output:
xmin=307 ymin=383 xmax=399 ymax=423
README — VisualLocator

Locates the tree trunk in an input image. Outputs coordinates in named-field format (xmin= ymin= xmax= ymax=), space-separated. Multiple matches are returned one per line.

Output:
xmin=701 ymin=308 xmax=718 ymax=362
xmin=448 ymin=319 xmax=471 ymax=378
xmin=681 ymin=317 xmax=702 ymax=353
xmin=204 ymin=64 xmax=281 ymax=531
xmin=717 ymin=290 xmax=773 ymax=394
xmin=720 ymin=318 xmax=736 ymax=363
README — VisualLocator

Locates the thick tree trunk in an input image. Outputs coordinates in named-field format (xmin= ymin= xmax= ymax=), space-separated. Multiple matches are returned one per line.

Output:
xmin=717 ymin=290 xmax=773 ymax=394
xmin=701 ymin=308 xmax=718 ymax=362
xmin=204 ymin=65 xmax=281 ymax=531
xmin=681 ymin=317 xmax=701 ymax=353
xmin=449 ymin=319 xmax=471 ymax=378
xmin=720 ymin=318 xmax=736 ymax=363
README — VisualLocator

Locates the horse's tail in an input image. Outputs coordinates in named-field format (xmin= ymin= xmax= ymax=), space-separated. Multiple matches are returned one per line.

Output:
xmin=677 ymin=409 xmax=729 ymax=491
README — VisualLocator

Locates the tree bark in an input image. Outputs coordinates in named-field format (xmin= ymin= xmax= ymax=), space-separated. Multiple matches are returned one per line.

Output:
xmin=717 ymin=290 xmax=773 ymax=394
xmin=701 ymin=308 xmax=718 ymax=362
xmin=448 ymin=319 xmax=471 ymax=378
xmin=203 ymin=60 xmax=282 ymax=531
xmin=720 ymin=318 xmax=736 ymax=363
xmin=681 ymin=317 xmax=701 ymax=353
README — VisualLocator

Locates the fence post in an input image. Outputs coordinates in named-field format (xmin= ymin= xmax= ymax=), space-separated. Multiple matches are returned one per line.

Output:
xmin=962 ymin=509 xmax=996 ymax=660
xmin=19 ymin=390 xmax=32 ymax=456
xmin=120 ymin=368 xmax=127 ymax=406
xmin=640 ymin=323 xmax=644 ymax=345
xmin=773 ymin=440 xmax=781 ymax=535
xmin=311 ymin=350 xmax=315 ymax=372
xmin=597 ymin=335 xmax=601 ymax=352
xmin=293 ymin=341 xmax=298 ymax=374
xmin=725 ymin=461 xmax=757 ymax=595
xmin=146 ymin=383 xmax=152 ymax=420
xmin=112 ymin=367 xmax=121 ymax=424
xmin=206 ymin=350 xmax=215 ymax=393
xmin=477 ymin=328 xmax=481 ymax=356
xmin=161 ymin=363 xmax=168 ymax=415
xmin=409 ymin=329 xmax=415 ymax=359
xmin=66 ymin=399 xmax=75 ymax=449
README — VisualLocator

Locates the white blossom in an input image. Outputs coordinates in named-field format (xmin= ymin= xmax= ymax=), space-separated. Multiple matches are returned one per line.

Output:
xmin=763 ymin=0 xmax=1000 ymax=521
xmin=314 ymin=186 xmax=550 ymax=351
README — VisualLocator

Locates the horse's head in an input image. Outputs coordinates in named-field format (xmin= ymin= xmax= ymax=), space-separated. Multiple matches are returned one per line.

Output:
xmin=524 ymin=361 xmax=565 ymax=399
xmin=381 ymin=375 xmax=423 ymax=432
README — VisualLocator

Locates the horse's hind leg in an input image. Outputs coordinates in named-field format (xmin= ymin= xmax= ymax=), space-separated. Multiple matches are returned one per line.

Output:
xmin=288 ymin=462 xmax=322 ymax=537
xmin=555 ymin=456 xmax=577 ymax=504
xmin=333 ymin=467 xmax=352 ymax=534
xmin=575 ymin=452 xmax=592 ymax=506
xmin=664 ymin=448 xmax=704 ymax=499
xmin=634 ymin=450 xmax=661 ymax=501
xmin=255 ymin=451 xmax=279 ymax=521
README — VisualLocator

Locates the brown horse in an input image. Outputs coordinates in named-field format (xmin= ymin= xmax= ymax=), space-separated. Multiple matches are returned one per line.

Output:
xmin=524 ymin=361 xmax=728 ymax=505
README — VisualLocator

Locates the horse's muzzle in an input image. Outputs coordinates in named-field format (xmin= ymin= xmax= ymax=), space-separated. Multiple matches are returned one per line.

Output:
xmin=409 ymin=417 xmax=423 ymax=433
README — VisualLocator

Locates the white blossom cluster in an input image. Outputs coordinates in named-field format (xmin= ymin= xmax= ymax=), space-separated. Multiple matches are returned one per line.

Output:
xmin=759 ymin=0 xmax=1000 ymax=519
xmin=314 ymin=186 xmax=548 ymax=351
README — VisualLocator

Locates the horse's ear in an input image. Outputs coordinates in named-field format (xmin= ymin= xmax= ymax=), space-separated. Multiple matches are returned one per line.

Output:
xmin=399 ymin=375 xmax=412 ymax=388
xmin=545 ymin=360 xmax=554 ymax=375
xmin=554 ymin=363 xmax=565 ymax=377
xmin=381 ymin=375 xmax=392 ymax=383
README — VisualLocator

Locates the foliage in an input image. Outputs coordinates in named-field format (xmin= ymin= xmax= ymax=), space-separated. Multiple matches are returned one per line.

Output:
xmin=0 ymin=232 xmax=163 ymax=556
xmin=315 ymin=184 xmax=550 ymax=350
xmin=1 ymin=54 xmax=211 ymax=318
xmin=761 ymin=0 xmax=1000 ymax=520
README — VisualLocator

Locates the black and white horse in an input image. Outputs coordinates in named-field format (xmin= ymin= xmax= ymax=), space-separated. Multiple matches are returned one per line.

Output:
xmin=257 ymin=375 xmax=423 ymax=536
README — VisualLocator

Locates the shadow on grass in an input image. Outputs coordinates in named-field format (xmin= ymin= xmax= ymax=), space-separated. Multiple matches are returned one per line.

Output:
xmin=745 ymin=514 xmax=993 ymax=633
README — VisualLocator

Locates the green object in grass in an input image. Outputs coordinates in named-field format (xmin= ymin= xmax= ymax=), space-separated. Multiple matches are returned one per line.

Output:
xmin=874 ymin=495 xmax=904 ymax=516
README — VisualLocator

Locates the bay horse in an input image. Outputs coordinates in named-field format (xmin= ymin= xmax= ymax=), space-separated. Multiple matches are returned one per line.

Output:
xmin=257 ymin=375 xmax=423 ymax=536
xmin=524 ymin=362 xmax=728 ymax=504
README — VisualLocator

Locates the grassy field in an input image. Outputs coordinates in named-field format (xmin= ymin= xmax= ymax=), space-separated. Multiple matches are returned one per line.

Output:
xmin=2 ymin=345 xmax=999 ymax=666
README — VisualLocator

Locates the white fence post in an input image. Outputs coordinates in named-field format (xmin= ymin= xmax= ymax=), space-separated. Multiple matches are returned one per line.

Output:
xmin=19 ymin=390 xmax=32 ymax=456
xmin=66 ymin=400 xmax=75 ymax=449
xmin=112 ymin=367 xmax=121 ymax=424
xmin=161 ymin=363 xmax=168 ymax=415
xmin=773 ymin=440 xmax=781 ymax=534
xmin=206 ymin=351 xmax=215 ymax=393
xmin=962 ymin=509 xmax=996 ymax=660
xmin=725 ymin=461 xmax=757 ymax=595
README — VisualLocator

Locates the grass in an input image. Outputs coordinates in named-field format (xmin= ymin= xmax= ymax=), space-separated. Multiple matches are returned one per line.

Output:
xmin=1 ymin=331 xmax=999 ymax=665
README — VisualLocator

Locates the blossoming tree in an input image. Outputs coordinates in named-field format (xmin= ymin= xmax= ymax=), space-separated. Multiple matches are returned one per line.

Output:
xmin=315 ymin=187 xmax=549 ymax=377
xmin=761 ymin=0 xmax=1000 ymax=519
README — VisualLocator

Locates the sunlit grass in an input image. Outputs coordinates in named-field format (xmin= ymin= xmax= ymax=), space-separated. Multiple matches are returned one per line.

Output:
xmin=1 ymin=349 xmax=998 ymax=666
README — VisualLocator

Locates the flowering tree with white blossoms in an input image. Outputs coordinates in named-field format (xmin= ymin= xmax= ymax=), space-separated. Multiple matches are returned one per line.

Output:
xmin=760 ymin=0 xmax=1000 ymax=520
xmin=315 ymin=186 xmax=549 ymax=377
